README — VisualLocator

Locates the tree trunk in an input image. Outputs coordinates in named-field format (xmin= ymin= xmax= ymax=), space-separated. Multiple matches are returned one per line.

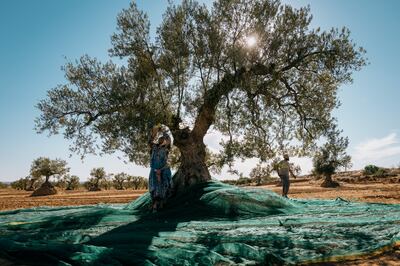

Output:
xmin=320 ymin=174 xmax=340 ymax=188
xmin=168 ymin=69 xmax=250 ymax=193
xmin=171 ymin=128 xmax=211 ymax=193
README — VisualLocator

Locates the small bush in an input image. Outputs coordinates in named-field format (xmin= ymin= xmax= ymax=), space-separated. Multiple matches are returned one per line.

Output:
xmin=363 ymin=165 xmax=380 ymax=175
xmin=0 ymin=182 xmax=8 ymax=189
xmin=373 ymin=168 xmax=386 ymax=177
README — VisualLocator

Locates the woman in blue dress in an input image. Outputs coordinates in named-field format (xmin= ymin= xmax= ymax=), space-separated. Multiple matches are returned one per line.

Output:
xmin=149 ymin=135 xmax=172 ymax=211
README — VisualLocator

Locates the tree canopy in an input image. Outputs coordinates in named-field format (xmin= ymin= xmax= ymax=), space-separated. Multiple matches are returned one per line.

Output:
xmin=30 ymin=157 xmax=69 ymax=183
xmin=312 ymin=125 xmax=352 ymax=187
xmin=36 ymin=0 xmax=366 ymax=184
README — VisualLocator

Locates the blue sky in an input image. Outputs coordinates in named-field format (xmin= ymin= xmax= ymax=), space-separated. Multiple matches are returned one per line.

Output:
xmin=0 ymin=0 xmax=399 ymax=182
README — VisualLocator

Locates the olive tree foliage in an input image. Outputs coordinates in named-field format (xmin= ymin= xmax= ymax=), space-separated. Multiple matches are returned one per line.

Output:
xmin=127 ymin=175 xmax=148 ymax=190
xmin=113 ymin=172 xmax=129 ymax=190
xmin=57 ymin=175 xmax=80 ymax=190
xmin=11 ymin=177 xmax=30 ymax=190
xmin=30 ymin=157 xmax=69 ymax=183
xmin=312 ymin=126 xmax=352 ymax=187
xmin=35 ymin=0 xmax=366 ymax=190
xmin=85 ymin=167 xmax=107 ymax=191
xmin=23 ymin=175 xmax=42 ymax=191
xmin=102 ymin=176 xmax=114 ymax=190
xmin=249 ymin=164 xmax=273 ymax=185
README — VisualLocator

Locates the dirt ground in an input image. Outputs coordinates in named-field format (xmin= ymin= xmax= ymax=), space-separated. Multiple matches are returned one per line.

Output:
xmin=0 ymin=188 xmax=146 ymax=211
xmin=0 ymin=180 xmax=399 ymax=265
xmin=261 ymin=179 xmax=400 ymax=204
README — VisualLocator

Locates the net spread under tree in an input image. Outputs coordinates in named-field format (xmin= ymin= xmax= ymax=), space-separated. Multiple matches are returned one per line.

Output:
xmin=0 ymin=182 xmax=399 ymax=265
xmin=35 ymin=0 xmax=366 ymax=193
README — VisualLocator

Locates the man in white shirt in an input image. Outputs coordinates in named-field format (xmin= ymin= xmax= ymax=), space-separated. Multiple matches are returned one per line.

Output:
xmin=277 ymin=154 xmax=297 ymax=198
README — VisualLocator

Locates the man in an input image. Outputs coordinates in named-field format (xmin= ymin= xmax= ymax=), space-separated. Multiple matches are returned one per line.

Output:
xmin=277 ymin=154 xmax=297 ymax=198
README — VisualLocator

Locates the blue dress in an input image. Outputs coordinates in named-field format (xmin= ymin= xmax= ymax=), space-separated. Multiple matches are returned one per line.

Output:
xmin=149 ymin=145 xmax=172 ymax=201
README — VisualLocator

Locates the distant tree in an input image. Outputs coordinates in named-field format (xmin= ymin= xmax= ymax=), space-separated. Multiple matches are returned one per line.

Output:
xmin=312 ymin=127 xmax=352 ymax=188
xmin=26 ymin=174 xmax=43 ymax=191
xmin=35 ymin=0 xmax=366 ymax=195
xmin=113 ymin=173 xmax=129 ymax=190
xmin=11 ymin=178 xmax=29 ymax=190
xmin=63 ymin=175 xmax=79 ymax=190
xmin=85 ymin=167 xmax=107 ymax=191
xmin=127 ymin=176 xmax=148 ymax=190
xmin=55 ymin=176 xmax=67 ymax=190
xmin=12 ymin=175 xmax=43 ymax=191
xmin=249 ymin=164 xmax=273 ymax=186
xmin=30 ymin=157 xmax=69 ymax=183
xmin=30 ymin=157 xmax=69 ymax=196
xmin=102 ymin=176 xmax=113 ymax=190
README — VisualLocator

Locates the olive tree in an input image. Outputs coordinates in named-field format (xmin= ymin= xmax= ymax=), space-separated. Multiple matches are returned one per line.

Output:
xmin=127 ymin=176 xmax=148 ymax=190
xmin=26 ymin=175 xmax=43 ymax=191
xmin=64 ymin=175 xmax=80 ymax=190
xmin=11 ymin=178 xmax=29 ymax=190
xmin=113 ymin=172 xmax=129 ymax=190
xmin=36 ymin=0 xmax=366 ymax=193
xmin=249 ymin=164 xmax=273 ymax=186
xmin=85 ymin=167 xmax=107 ymax=191
xmin=30 ymin=157 xmax=69 ymax=196
xmin=312 ymin=126 xmax=352 ymax=188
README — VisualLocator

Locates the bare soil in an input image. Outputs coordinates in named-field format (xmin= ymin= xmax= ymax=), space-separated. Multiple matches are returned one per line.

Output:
xmin=260 ymin=179 xmax=400 ymax=204
xmin=0 ymin=188 xmax=146 ymax=211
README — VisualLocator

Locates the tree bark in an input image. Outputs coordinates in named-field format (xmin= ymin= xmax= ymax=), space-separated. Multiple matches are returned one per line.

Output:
xmin=169 ymin=66 xmax=272 ymax=193
xmin=320 ymin=174 xmax=340 ymax=188
xmin=171 ymin=127 xmax=211 ymax=193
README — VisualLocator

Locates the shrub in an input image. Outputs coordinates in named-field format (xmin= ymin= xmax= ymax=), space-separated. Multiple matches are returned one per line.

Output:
xmin=373 ymin=168 xmax=386 ymax=177
xmin=0 ymin=182 xmax=8 ymax=189
xmin=363 ymin=165 xmax=380 ymax=175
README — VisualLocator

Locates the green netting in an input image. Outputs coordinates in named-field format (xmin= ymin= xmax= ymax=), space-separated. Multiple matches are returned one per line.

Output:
xmin=0 ymin=181 xmax=399 ymax=265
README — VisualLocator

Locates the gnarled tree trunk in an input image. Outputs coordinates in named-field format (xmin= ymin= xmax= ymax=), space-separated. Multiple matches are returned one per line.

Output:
xmin=169 ymin=70 xmax=248 ymax=193
xmin=320 ymin=174 xmax=340 ymax=188
xmin=172 ymin=127 xmax=211 ymax=193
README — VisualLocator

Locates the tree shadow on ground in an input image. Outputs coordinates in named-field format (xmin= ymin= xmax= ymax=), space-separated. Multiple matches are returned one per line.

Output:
xmin=88 ymin=182 xmax=245 ymax=265
xmin=0 ymin=207 xmax=116 ymax=265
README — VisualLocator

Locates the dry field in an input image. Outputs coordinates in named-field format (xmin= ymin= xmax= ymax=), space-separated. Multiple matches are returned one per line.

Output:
xmin=0 ymin=180 xmax=399 ymax=265
xmin=261 ymin=180 xmax=400 ymax=204
xmin=0 ymin=188 xmax=146 ymax=211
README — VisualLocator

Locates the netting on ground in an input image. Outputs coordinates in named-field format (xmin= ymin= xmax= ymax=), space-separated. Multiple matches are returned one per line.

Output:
xmin=0 ymin=181 xmax=399 ymax=265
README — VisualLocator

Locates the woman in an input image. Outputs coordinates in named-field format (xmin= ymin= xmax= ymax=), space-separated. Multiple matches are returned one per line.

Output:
xmin=149 ymin=134 xmax=172 ymax=211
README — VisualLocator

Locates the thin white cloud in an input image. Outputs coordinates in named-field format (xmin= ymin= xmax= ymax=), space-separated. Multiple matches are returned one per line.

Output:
xmin=353 ymin=133 xmax=400 ymax=168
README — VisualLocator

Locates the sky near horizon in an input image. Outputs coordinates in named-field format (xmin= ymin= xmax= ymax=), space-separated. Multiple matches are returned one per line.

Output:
xmin=0 ymin=0 xmax=399 ymax=182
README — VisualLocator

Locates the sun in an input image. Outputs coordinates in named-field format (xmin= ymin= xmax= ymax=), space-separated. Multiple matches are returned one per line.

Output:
xmin=245 ymin=35 xmax=257 ymax=47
